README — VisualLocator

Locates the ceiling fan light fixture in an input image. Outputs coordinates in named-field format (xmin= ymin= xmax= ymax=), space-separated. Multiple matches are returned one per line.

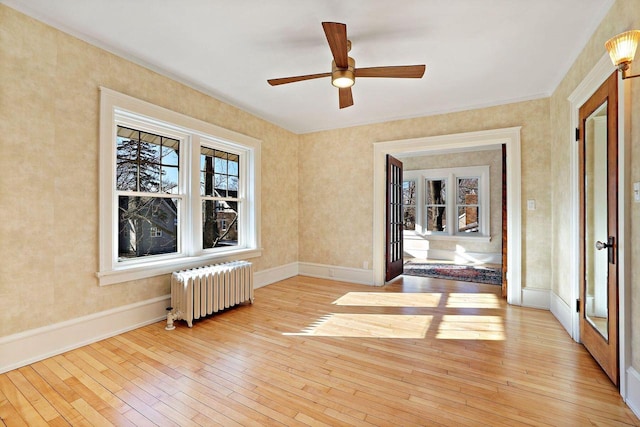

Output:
xmin=332 ymin=73 xmax=355 ymax=88
xmin=267 ymin=22 xmax=426 ymax=108
xmin=605 ymin=30 xmax=640 ymax=77
xmin=331 ymin=57 xmax=355 ymax=88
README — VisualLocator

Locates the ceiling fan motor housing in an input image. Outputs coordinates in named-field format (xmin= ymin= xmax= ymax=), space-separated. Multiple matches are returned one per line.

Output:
xmin=331 ymin=57 xmax=356 ymax=88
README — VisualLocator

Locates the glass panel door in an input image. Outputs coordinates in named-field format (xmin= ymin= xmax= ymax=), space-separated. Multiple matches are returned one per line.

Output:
xmin=584 ymin=101 xmax=608 ymax=339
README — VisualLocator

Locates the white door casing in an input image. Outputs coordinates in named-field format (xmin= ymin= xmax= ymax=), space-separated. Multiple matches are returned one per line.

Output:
xmin=372 ymin=127 xmax=522 ymax=306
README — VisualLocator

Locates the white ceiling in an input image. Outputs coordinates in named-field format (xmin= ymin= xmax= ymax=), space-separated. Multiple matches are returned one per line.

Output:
xmin=5 ymin=0 xmax=614 ymax=134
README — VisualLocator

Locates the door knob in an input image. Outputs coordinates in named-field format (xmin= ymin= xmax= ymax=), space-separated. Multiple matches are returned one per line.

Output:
xmin=595 ymin=236 xmax=615 ymax=264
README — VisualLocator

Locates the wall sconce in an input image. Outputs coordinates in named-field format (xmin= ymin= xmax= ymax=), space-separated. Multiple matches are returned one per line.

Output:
xmin=605 ymin=30 xmax=640 ymax=79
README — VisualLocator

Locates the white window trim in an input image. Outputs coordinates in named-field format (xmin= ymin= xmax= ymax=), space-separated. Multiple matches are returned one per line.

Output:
xmin=404 ymin=165 xmax=490 ymax=242
xmin=97 ymin=87 xmax=261 ymax=286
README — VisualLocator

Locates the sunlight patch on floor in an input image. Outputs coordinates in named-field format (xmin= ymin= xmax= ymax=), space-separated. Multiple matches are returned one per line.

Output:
xmin=445 ymin=293 xmax=501 ymax=309
xmin=436 ymin=315 xmax=505 ymax=340
xmin=332 ymin=292 xmax=442 ymax=307
xmin=284 ymin=314 xmax=433 ymax=338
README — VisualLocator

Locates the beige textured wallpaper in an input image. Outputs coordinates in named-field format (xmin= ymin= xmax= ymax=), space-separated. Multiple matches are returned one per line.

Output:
xmin=0 ymin=6 xmax=299 ymax=337
xmin=548 ymin=0 xmax=639 ymax=368
xmin=299 ymin=98 xmax=551 ymax=290
xmin=402 ymin=149 xmax=503 ymax=256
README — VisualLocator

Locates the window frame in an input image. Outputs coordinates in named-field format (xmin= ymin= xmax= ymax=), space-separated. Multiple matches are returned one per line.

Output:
xmin=403 ymin=165 xmax=490 ymax=241
xmin=98 ymin=87 xmax=261 ymax=286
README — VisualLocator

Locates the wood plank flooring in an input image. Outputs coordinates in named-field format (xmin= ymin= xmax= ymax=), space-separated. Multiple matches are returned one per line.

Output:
xmin=1 ymin=275 xmax=638 ymax=426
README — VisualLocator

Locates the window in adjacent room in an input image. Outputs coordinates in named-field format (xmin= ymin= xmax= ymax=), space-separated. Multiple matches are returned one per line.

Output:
xmin=403 ymin=166 xmax=490 ymax=240
xmin=456 ymin=177 xmax=480 ymax=233
xmin=425 ymin=178 xmax=447 ymax=233
xmin=98 ymin=88 xmax=261 ymax=285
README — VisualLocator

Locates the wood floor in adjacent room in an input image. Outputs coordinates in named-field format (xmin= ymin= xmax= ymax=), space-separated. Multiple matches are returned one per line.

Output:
xmin=1 ymin=275 xmax=638 ymax=426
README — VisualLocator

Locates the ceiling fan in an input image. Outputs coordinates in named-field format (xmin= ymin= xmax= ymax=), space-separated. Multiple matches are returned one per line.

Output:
xmin=267 ymin=22 xmax=426 ymax=109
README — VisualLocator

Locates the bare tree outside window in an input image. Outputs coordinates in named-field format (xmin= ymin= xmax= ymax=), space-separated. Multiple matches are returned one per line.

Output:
xmin=425 ymin=179 xmax=447 ymax=232
xmin=402 ymin=181 xmax=416 ymax=230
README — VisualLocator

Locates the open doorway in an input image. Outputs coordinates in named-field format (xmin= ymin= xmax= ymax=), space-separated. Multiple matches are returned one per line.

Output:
xmin=372 ymin=127 xmax=522 ymax=306
xmin=400 ymin=145 xmax=505 ymax=288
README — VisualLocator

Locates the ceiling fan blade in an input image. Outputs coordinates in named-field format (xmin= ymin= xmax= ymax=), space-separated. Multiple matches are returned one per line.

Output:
xmin=322 ymin=22 xmax=349 ymax=68
xmin=355 ymin=65 xmax=426 ymax=79
xmin=267 ymin=72 xmax=331 ymax=86
xmin=339 ymin=87 xmax=353 ymax=109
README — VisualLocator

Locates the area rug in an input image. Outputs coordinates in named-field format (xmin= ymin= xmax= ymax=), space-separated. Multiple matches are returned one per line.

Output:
xmin=403 ymin=262 xmax=502 ymax=285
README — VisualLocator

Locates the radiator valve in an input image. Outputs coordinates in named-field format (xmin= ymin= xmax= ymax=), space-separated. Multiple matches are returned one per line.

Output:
xmin=165 ymin=306 xmax=177 ymax=331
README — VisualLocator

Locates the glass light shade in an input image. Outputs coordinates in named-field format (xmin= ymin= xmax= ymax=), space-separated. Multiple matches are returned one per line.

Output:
xmin=605 ymin=30 xmax=640 ymax=69
xmin=332 ymin=74 xmax=355 ymax=88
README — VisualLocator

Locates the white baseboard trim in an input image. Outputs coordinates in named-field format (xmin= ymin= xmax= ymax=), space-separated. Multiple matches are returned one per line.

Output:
xmin=521 ymin=288 xmax=550 ymax=310
xmin=0 ymin=295 xmax=170 ymax=374
xmin=0 ymin=261 xmax=313 ymax=374
xmin=626 ymin=367 xmax=640 ymax=419
xmin=549 ymin=291 xmax=574 ymax=337
xmin=298 ymin=262 xmax=375 ymax=286
xmin=254 ymin=262 xmax=298 ymax=288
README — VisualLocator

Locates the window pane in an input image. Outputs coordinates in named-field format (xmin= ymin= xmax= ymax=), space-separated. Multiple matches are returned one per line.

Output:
xmin=161 ymin=144 xmax=179 ymax=166
xmin=161 ymin=142 xmax=179 ymax=194
xmin=426 ymin=179 xmax=446 ymax=204
xmin=228 ymin=176 xmax=239 ymax=193
xmin=116 ymin=128 xmax=140 ymax=191
xmin=426 ymin=206 xmax=446 ymax=232
xmin=458 ymin=206 xmax=479 ymax=233
xmin=116 ymin=159 xmax=138 ymax=191
xmin=403 ymin=181 xmax=416 ymax=205
xmin=118 ymin=196 xmax=178 ymax=260
xmin=201 ymin=147 xmax=239 ymax=197
xmin=215 ymin=174 xmax=228 ymax=197
xmin=116 ymin=126 xmax=179 ymax=194
xmin=457 ymin=178 xmax=478 ymax=204
xmin=403 ymin=206 xmax=416 ymax=230
xmin=228 ymin=154 xmax=239 ymax=176
xmin=202 ymin=200 xmax=239 ymax=249
xmin=162 ymin=166 xmax=179 ymax=194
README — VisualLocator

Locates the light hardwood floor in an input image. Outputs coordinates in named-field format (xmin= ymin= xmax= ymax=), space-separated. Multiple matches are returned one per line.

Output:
xmin=1 ymin=275 xmax=638 ymax=426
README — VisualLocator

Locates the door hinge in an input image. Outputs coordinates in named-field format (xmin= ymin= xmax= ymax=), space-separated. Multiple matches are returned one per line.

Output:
xmin=575 ymin=127 xmax=580 ymax=141
xmin=576 ymin=299 xmax=581 ymax=313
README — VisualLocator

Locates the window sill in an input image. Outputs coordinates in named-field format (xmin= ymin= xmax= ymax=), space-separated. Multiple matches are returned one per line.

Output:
xmin=96 ymin=248 xmax=262 ymax=286
xmin=404 ymin=232 xmax=491 ymax=243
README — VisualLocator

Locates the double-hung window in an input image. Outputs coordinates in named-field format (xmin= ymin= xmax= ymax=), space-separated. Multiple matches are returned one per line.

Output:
xmin=403 ymin=166 xmax=490 ymax=240
xmin=98 ymin=88 xmax=261 ymax=285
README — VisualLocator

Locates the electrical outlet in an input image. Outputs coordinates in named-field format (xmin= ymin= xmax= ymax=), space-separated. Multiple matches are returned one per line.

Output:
xmin=634 ymin=182 xmax=640 ymax=203
xmin=527 ymin=199 xmax=536 ymax=210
